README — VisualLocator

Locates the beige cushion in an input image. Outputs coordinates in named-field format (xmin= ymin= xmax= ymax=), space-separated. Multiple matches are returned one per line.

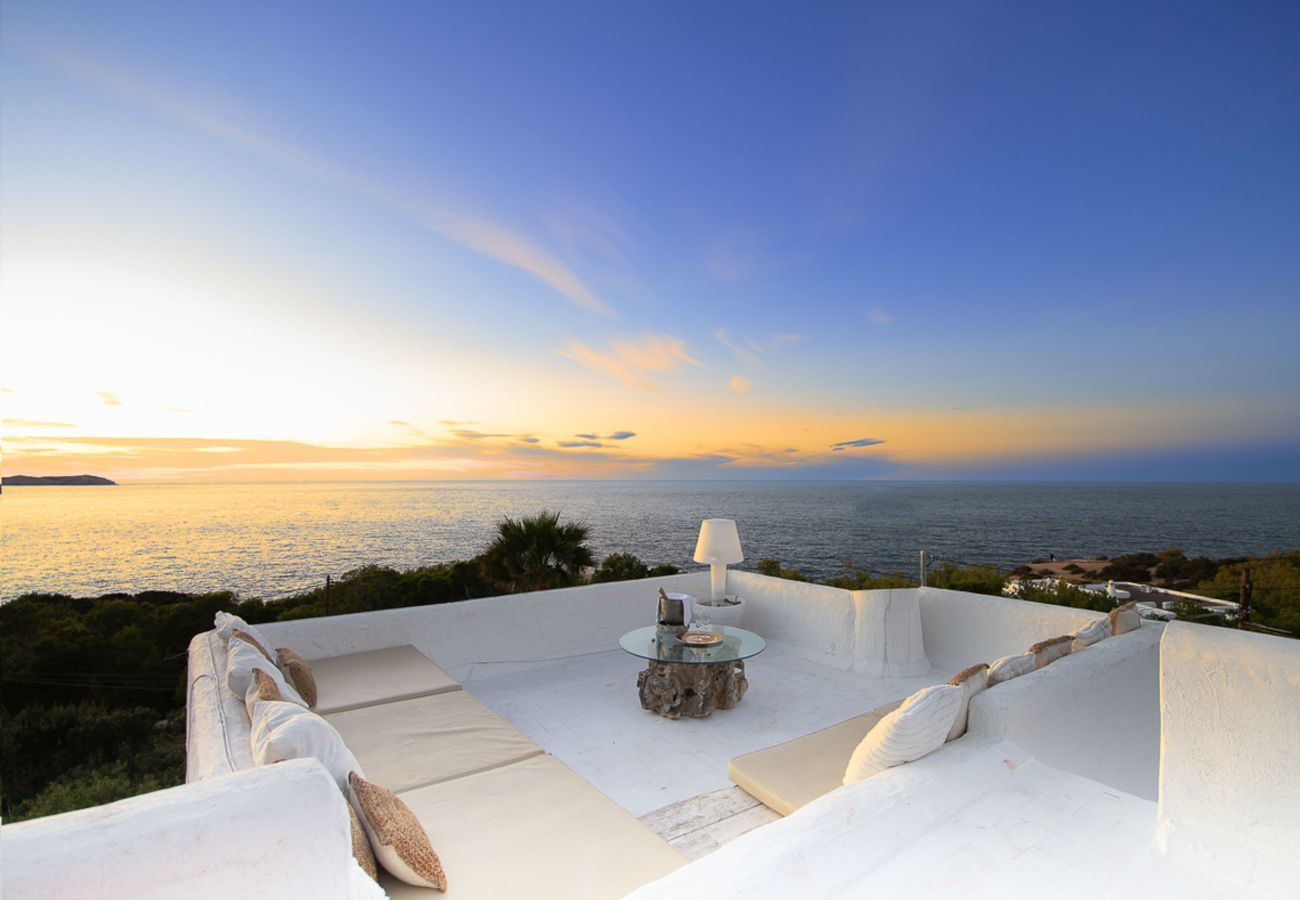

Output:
xmin=349 ymin=772 xmax=447 ymax=890
xmin=946 ymin=663 xmax=989 ymax=742
xmin=326 ymin=692 xmax=543 ymax=793
xmin=1111 ymin=601 xmax=1141 ymax=636
xmin=382 ymin=756 xmax=684 ymax=900
xmin=311 ymin=646 xmax=461 ymax=714
xmin=232 ymin=629 xmax=275 ymax=664
xmin=844 ymin=684 xmax=962 ymax=784
xmin=987 ymin=652 xmax=1035 ymax=685
xmin=243 ymin=667 xmax=283 ymax=720
xmin=1072 ymin=617 xmax=1111 ymax=651
xmin=1030 ymin=635 xmax=1073 ymax=668
xmin=728 ymin=700 xmax=905 ymax=816
xmin=277 ymin=647 xmax=318 ymax=708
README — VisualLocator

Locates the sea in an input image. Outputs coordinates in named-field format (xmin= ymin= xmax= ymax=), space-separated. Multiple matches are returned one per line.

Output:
xmin=2 ymin=481 xmax=1298 ymax=602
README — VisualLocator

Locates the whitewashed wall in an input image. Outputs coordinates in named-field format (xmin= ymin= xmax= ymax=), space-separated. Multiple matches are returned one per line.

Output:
xmin=1 ymin=760 xmax=352 ymax=900
xmin=1156 ymin=623 xmax=1300 ymax=894
xmin=917 ymin=587 xmax=1101 ymax=669
xmin=967 ymin=622 xmax=1164 ymax=799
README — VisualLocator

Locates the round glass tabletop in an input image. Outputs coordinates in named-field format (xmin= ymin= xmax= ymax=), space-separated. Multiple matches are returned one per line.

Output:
xmin=619 ymin=625 xmax=766 ymax=665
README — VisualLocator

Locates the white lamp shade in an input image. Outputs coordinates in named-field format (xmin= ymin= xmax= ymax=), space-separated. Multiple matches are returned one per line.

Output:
xmin=693 ymin=519 xmax=743 ymax=565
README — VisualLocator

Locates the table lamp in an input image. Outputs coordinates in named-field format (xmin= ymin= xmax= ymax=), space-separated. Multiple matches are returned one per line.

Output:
xmin=694 ymin=518 xmax=744 ymax=602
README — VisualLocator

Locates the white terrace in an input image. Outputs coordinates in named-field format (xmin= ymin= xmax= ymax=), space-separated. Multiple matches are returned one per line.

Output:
xmin=4 ymin=569 xmax=1299 ymax=899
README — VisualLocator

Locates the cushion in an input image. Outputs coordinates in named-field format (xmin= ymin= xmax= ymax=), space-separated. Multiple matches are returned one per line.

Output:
xmin=1029 ymin=635 xmax=1073 ymax=669
xmin=231 ymin=629 xmax=275 ymax=664
xmin=311 ymin=646 xmax=461 ymax=715
xmin=1111 ymin=601 xmax=1141 ymax=636
xmin=228 ymin=638 xmax=306 ymax=709
xmin=946 ymin=663 xmax=989 ymax=742
xmin=250 ymin=700 xmax=363 ymax=792
xmin=1072 ymin=617 xmax=1111 ymax=650
xmin=326 ymin=692 xmax=543 ymax=794
xmin=987 ymin=652 xmax=1035 ymax=685
xmin=214 ymin=612 xmax=273 ymax=654
xmin=728 ymin=700 xmax=904 ymax=815
xmin=243 ymin=667 xmax=283 ymax=720
xmin=379 ymin=756 xmax=684 ymax=899
xmin=348 ymin=772 xmax=447 ymax=891
xmin=277 ymin=647 xmax=318 ymax=708
xmin=843 ymin=684 xmax=962 ymax=784
xmin=349 ymin=802 xmax=380 ymax=882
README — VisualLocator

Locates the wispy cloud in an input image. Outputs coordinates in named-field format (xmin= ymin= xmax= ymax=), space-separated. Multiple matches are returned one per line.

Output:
xmin=451 ymin=429 xmax=514 ymax=440
xmin=386 ymin=419 xmax=412 ymax=427
xmin=575 ymin=433 xmax=599 ymax=440
xmin=606 ymin=431 xmax=636 ymax=441
xmin=3 ymin=418 xmax=75 ymax=429
xmin=715 ymin=329 xmax=805 ymax=366
xmin=28 ymin=42 xmax=610 ymax=315
xmin=831 ymin=437 xmax=886 ymax=452
xmin=868 ymin=308 xmax=895 ymax=326
xmin=729 ymin=376 xmax=752 ymax=395
xmin=516 ymin=436 xmax=540 ymax=444
xmin=558 ymin=440 xmax=605 ymax=448
xmin=556 ymin=333 xmax=701 ymax=389
xmin=438 ymin=419 xmax=480 ymax=426
xmin=97 ymin=391 xmax=122 ymax=407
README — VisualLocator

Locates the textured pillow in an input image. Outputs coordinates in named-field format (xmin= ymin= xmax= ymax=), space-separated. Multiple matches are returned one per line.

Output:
xmin=946 ymin=663 xmax=989 ymax=741
xmin=987 ymin=652 xmax=1035 ymax=685
xmin=349 ymin=802 xmax=380 ymax=882
xmin=1071 ymin=617 xmax=1111 ymax=650
xmin=1030 ymin=635 xmax=1073 ymax=668
xmin=244 ymin=667 xmax=284 ymax=720
xmin=228 ymin=639 xmax=306 ymax=709
xmin=277 ymin=647 xmax=318 ymax=708
xmin=843 ymin=684 xmax=962 ymax=784
xmin=249 ymin=700 xmax=363 ymax=792
xmin=232 ymin=629 xmax=276 ymax=664
xmin=1110 ymin=601 xmax=1141 ymax=636
xmin=349 ymin=772 xmax=447 ymax=890
xmin=214 ymin=612 xmax=273 ymax=653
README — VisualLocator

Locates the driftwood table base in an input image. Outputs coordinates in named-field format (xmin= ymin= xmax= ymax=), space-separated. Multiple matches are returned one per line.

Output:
xmin=636 ymin=660 xmax=748 ymax=719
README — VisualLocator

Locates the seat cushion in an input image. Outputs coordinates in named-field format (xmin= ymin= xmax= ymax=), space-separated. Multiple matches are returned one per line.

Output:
xmin=326 ymin=691 xmax=543 ymax=793
xmin=309 ymin=645 xmax=461 ymax=714
xmin=728 ymin=699 xmax=905 ymax=816
xmin=382 ymin=755 xmax=685 ymax=900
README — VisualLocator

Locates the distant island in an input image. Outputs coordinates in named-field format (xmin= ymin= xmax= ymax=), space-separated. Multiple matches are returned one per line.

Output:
xmin=2 ymin=474 xmax=117 ymax=486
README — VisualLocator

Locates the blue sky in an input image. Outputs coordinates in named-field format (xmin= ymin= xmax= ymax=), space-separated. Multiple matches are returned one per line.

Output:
xmin=2 ymin=1 xmax=1298 ymax=480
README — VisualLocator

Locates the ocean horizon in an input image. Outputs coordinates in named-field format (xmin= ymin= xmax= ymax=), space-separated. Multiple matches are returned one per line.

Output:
xmin=4 ymin=479 xmax=1298 ymax=602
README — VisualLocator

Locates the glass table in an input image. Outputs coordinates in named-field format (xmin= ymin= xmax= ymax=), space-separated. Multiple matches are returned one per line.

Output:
xmin=618 ymin=625 xmax=767 ymax=719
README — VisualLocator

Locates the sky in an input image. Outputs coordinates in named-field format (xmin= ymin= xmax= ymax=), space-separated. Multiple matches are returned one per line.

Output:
xmin=2 ymin=1 xmax=1298 ymax=482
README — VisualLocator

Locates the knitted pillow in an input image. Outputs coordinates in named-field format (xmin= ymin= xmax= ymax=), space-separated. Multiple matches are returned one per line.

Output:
xmin=843 ymin=684 xmax=962 ymax=784
xmin=277 ymin=648 xmax=318 ymax=708
xmin=244 ymin=667 xmax=283 ymax=719
xmin=349 ymin=772 xmax=447 ymax=891
xmin=1029 ymin=635 xmax=1073 ymax=669
xmin=987 ymin=652 xmax=1035 ymax=685
xmin=1110 ymin=601 xmax=1141 ymax=636
xmin=1071 ymin=617 xmax=1111 ymax=650
xmin=946 ymin=663 xmax=989 ymax=741
xmin=349 ymin=802 xmax=380 ymax=882
xmin=232 ymin=629 xmax=276 ymax=665
xmin=228 ymin=639 xmax=306 ymax=709
xmin=249 ymin=700 xmax=363 ymax=792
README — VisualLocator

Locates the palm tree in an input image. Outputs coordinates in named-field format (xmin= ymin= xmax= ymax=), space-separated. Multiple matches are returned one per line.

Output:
xmin=479 ymin=511 xmax=595 ymax=593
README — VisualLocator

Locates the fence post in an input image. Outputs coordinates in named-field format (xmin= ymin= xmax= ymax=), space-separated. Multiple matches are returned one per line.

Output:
xmin=919 ymin=550 xmax=927 ymax=588
xmin=325 ymin=574 xmax=332 ymax=617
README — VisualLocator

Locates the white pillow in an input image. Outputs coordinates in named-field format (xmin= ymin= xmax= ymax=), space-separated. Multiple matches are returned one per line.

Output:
xmin=214 ymin=611 xmax=274 ymax=654
xmin=843 ymin=684 xmax=962 ymax=784
xmin=250 ymin=699 xmax=363 ymax=792
xmin=987 ymin=652 xmax=1035 ymax=685
xmin=946 ymin=664 xmax=989 ymax=742
xmin=228 ymin=639 xmax=306 ymax=709
xmin=1071 ymin=617 xmax=1110 ymax=650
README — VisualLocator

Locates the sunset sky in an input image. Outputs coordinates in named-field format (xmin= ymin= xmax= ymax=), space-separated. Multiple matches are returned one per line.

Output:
xmin=2 ymin=2 xmax=1298 ymax=481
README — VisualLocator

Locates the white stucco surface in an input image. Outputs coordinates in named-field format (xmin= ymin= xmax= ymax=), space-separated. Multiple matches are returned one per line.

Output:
xmin=463 ymin=640 xmax=945 ymax=816
xmin=626 ymin=738 xmax=1262 ymax=900
xmin=968 ymin=621 xmax=1164 ymax=799
xmin=1 ymin=759 xmax=351 ymax=900
xmin=917 ymin=587 xmax=1100 ymax=669
xmin=1157 ymin=623 xmax=1300 ymax=895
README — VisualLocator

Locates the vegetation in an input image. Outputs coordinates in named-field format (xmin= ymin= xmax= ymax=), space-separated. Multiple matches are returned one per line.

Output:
xmin=0 ymin=512 xmax=677 ymax=822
